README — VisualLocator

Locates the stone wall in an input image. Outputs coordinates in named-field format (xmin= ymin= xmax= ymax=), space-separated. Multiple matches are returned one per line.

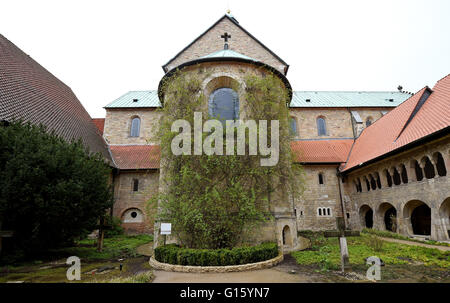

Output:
xmin=295 ymin=165 xmax=343 ymax=231
xmin=103 ymin=108 xmax=161 ymax=145
xmin=113 ymin=170 xmax=160 ymax=234
xmin=165 ymin=17 xmax=287 ymax=74
xmin=342 ymin=135 xmax=450 ymax=241
xmin=289 ymin=107 xmax=393 ymax=140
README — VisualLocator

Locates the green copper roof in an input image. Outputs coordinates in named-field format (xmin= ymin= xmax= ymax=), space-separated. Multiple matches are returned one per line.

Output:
xmin=290 ymin=91 xmax=412 ymax=108
xmin=104 ymin=91 xmax=161 ymax=108
xmin=200 ymin=49 xmax=257 ymax=61
xmin=105 ymin=90 xmax=412 ymax=109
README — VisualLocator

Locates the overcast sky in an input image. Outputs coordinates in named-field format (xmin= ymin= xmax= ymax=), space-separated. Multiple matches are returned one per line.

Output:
xmin=1 ymin=0 xmax=450 ymax=118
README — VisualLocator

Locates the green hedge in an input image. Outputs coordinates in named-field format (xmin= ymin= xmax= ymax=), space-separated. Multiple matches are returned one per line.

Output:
xmin=154 ymin=242 xmax=279 ymax=266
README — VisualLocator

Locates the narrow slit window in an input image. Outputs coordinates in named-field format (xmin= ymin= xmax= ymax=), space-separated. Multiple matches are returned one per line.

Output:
xmin=133 ymin=179 xmax=139 ymax=192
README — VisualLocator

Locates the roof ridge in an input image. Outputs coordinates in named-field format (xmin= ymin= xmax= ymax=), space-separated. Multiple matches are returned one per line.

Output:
xmin=436 ymin=73 xmax=450 ymax=84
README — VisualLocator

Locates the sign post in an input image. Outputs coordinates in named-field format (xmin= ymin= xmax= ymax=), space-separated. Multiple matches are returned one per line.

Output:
xmin=160 ymin=223 xmax=171 ymax=246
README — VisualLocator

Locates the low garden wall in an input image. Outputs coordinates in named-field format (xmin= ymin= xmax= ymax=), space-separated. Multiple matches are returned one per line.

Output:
xmin=149 ymin=253 xmax=283 ymax=273
xmin=149 ymin=242 xmax=283 ymax=273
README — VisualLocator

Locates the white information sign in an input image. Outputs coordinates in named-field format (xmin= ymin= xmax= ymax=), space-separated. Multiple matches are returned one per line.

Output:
xmin=160 ymin=223 xmax=172 ymax=235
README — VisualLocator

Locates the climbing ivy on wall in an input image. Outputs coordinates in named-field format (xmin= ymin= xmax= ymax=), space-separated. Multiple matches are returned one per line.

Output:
xmin=150 ymin=68 xmax=304 ymax=249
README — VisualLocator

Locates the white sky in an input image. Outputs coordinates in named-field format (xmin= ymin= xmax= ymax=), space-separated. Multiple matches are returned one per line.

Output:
xmin=1 ymin=0 xmax=450 ymax=118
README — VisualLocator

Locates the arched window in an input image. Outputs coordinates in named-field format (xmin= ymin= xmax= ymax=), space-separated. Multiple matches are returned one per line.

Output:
xmin=400 ymin=164 xmax=408 ymax=183
xmin=413 ymin=160 xmax=424 ymax=181
xmin=318 ymin=173 xmax=324 ymax=185
xmin=422 ymin=157 xmax=436 ymax=179
xmin=433 ymin=152 xmax=447 ymax=176
xmin=130 ymin=117 xmax=140 ymax=137
xmin=290 ymin=117 xmax=297 ymax=136
xmin=392 ymin=168 xmax=401 ymax=185
xmin=317 ymin=117 xmax=327 ymax=136
xmin=209 ymin=88 xmax=239 ymax=122
xmin=385 ymin=169 xmax=393 ymax=187
xmin=376 ymin=173 xmax=382 ymax=189
xmin=366 ymin=117 xmax=373 ymax=127
xmin=365 ymin=178 xmax=370 ymax=191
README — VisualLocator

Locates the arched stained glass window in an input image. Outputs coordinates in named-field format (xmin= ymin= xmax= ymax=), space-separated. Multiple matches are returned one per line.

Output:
xmin=130 ymin=117 xmax=140 ymax=137
xmin=209 ymin=88 xmax=239 ymax=122
xmin=317 ymin=117 xmax=327 ymax=136
xmin=290 ymin=117 xmax=297 ymax=136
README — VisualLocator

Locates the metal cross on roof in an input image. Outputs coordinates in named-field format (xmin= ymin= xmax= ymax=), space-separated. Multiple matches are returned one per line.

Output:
xmin=221 ymin=32 xmax=231 ymax=49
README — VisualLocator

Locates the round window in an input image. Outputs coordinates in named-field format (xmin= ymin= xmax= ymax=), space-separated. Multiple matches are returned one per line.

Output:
xmin=131 ymin=211 xmax=137 ymax=218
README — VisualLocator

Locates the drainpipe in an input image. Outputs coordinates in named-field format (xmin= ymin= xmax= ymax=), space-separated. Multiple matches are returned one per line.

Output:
xmin=336 ymin=168 xmax=348 ymax=229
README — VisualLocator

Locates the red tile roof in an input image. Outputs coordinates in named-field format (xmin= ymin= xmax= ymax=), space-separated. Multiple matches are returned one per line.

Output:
xmin=291 ymin=139 xmax=354 ymax=163
xmin=92 ymin=118 xmax=105 ymax=135
xmin=0 ymin=34 xmax=111 ymax=162
xmin=110 ymin=145 xmax=160 ymax=170
xmin=342 ymin=74 xmax=450 ymax=172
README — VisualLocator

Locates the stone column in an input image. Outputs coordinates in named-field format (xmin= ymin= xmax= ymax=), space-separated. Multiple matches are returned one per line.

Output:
xmin=379 ymin=170 xmax=388 ymax=188
xmin=431 ymin=204 xmax=440 ymax=241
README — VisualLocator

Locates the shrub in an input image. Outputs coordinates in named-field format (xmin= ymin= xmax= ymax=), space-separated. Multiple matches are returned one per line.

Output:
xmin=154 ymin=242 xmax=279 ymax=266
xmin=0 ymin=121 xmax=113 ymax=254
xmin=365 ymin=235 xmax=384 ymax=252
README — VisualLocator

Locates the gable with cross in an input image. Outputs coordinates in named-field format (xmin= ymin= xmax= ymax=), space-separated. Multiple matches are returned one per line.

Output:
xmin=221 ymin=32 xmax=231 ymax=49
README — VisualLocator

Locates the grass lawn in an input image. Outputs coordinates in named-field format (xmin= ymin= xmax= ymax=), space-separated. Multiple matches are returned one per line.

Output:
xmin=0 ymin=234 xmax=154 ymax=283
xmin=292 ymin=232 xmax=449 ymax=281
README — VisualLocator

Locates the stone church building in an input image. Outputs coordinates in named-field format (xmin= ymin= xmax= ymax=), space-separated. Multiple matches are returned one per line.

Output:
xmin=1 ymin=13 xmax=449 ymax=250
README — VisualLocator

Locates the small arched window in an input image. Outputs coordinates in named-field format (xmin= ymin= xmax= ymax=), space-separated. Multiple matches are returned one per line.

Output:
xmin=290 ymin=117 xmax=297 ymax=136
xmin=130 ymin=117 xmax=141 ymax=137
xmin=209 ymin=87 xmax=239 ymax=122
xmin=366 ymin=117 xmax=373 ymax=127
xmin=318 ymin=173 xmax=324 ymax=185
xmin=317 ymin=117 xmax=327 ymax=136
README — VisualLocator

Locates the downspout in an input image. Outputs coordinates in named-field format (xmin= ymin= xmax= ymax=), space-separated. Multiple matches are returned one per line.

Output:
xmin=348 ymin=107 xmax=357 ymax=140
xmin=336 ymin=168 xmax=348 ymax=229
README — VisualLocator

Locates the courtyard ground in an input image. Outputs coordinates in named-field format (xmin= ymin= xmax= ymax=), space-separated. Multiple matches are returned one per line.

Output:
xmin=0 ymin=233 xmax=448 ymax=283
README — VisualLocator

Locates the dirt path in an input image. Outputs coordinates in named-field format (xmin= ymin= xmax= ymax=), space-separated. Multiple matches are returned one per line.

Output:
xmin=152 ymin=255 xmax=320 ymax=283
xmin=377 ymin=237 xmax=450 ymax=252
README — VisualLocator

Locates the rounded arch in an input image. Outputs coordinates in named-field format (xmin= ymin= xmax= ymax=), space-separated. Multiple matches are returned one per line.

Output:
xmin=377 ymin=203 xmax=397 ymax=232
xmin=384 ymin=169 xmax=393 ymax=187
xmin=282 ymin=225 xmax=293 ymax=247
xmin=130 ymin=116 xmax=141 ymax=137
xmin=122 ymin=208 xmax=144 ymax=223
xmin=359 ymin=205 xmax=373 ymax=228
xmin=421 ymin=156 xmax=436 ymax=179
xmin=204 ymin=75 xmax=242 ymax=94
xmin=403 ymin=200 xmax=431 ymax=236
xmin=316 ymin=116 xmax=327 ymax=136
xmin=411 ymin=159 xmax=423 ymax=181
xmin=439 ymin=198 xmax=450 ymax=240
xmin=400 ymin=164 xmax=408 ymax=184
xmin=433 ymin=152 xmax=447 ymax=176
xmin=392 ymin=167 xmax=401 ymax=185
